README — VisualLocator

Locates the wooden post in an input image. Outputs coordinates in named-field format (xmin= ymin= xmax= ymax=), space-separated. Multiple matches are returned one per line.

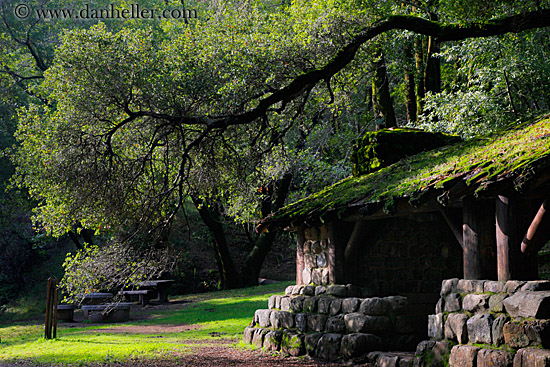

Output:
xmin=44 ymin=278 xmax=53 ymax=339
xmin=462 ymin=197 xmax=497 ymax=280
xmin=496 ymin=195 xmax=540 ymax=280
xmin=52 ymin=279 xmax=58 ymax=339
xmin=521 ymin=199 xmax=550 ymax=254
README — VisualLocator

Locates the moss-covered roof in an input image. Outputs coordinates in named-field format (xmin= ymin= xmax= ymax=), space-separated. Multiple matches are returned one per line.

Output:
xmin=259 ymin=114 xmax=550 ymax=231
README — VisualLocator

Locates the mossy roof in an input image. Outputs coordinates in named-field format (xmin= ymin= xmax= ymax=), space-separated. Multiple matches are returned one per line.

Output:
xmin=258 ymin=114 xmax=550 ymax=231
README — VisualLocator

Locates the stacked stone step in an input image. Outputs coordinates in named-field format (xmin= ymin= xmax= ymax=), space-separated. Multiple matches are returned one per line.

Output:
xmin=243 ymin=283 xmax=415 ymax=364
xmin=417 ymin=278 xmax=550 ymax=367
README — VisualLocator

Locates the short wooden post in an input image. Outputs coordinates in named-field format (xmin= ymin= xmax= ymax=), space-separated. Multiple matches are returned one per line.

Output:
xmin=44 ymin=278 xmax=53 ymax=339
xmin=52 ymin=279 xmax=58 ymax=339
xmin=462 ymin=196 xmax=497 ymax=280
xmin=44 ymin=278 xmax=58 ymax=340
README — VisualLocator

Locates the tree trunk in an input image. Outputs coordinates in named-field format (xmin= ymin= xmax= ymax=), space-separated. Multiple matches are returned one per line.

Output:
xmin=241 ymin=174 xmax=292 ymax=286
xmin=193 ymin=197 xmax=243 ymax=289
xmin=403 ymin=41 xmax=417 ymax=123
xmin=415 ymin=37 xmax=426 ymax=115
xmin=371 ymin=46 xmax=397 ymax=129
xmin=424 ymin=35 xmax=441 ymax=95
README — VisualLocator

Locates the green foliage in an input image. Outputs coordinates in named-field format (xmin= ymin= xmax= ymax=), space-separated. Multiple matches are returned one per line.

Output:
xmin=60 ymin=242 xmax=176 ymax=304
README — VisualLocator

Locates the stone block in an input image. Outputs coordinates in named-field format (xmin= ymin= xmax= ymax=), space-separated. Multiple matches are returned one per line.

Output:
xmin=513 ymin=347 xmax=550 ymax=367
xmin=492 ymin=314 xmax=510 ymax=346
xmin=505 ymin=280 xmax=526 ymax=293
xmin=243 ymin=326 xmax=255 ymax=344
xmin=274 ymin=295 xmax=282 ymax=309
xmin=292 ymin=285 xmax=304 ymax=295
xmin=312 ymin=268 xmax=324 ymax=285
xmin=304 ymin=332 xmax=323 ymax=356
xmin=504 ymin=319 xmax=550 ymax=348
xmin=263 ymin=330 xmax=283 ymax=351
xmin=270 ymin=310 xmax=294 ymax=329
xmin=327 ymin=284 xmax=348 ymax=297
xmin=317 ymin=296 xmax=331 ymax=314
xmin=330 ymin=299 xmax=342 ymax=316
xmin=503 ymin=291 xmax=550 ymax=319
xmin=290 ymin=296 xmax=305 ymax=313
xmin=280 ymin=297 xmax=291 ymax=312
xmin=386 ymin=296 xmax=408 ymax=315
xmin=360 ymin=297 xmax=390 ymax=316
xmin=345 ymin=313 xmax=390 ymax=334
xmin=281 ymin=330 xmax=305 ymax=357
xmin=428 ymin=313 xmax=445 ymax=340
xmin=457 ymin=279 xmax=476 ymax=293
xmin=254 ymin=309 xmax=271 ymax=328
xmin=340 ymin=333 xmax=382 ymax=359
xmin=466 ymin=313 xmax=493 ymax=344
xmin=444 ymin=293 xmax=462 ymax=312
xmin=448 ymin=345 xmax=480 ymax=367
xmin=325 ymin=315 xmax=346 ymax=333
xmin=302 ymin=268 xmax=312 ymax=285
xmin=444 ymin=313 xmax=468 ymax=344
xmin=303 ymin=296 xmax=318 ymax=313
xmin=285 ymin=286 xmax=294 ymax=296
xmin=377 ymin=354 xmax=399 ymax=367
xmin=484 ymin=281 xmax=505 ymax=293
xmin=305 ymin=254 xmax=316 ymax=268
xmin=303 ymin=285 xmax=316 ymax=296
xmin=268 ymin=295 xmax=277 ymax=310
xmin=521 ymin=280 xmax=550 ymax=292
xmin=315 ymin=286 xmax=327 ymax=296
xmin=489 ymin=293 xmax=508 ymax=313
xmin=435 ymin=298 xmax=444 ymax=314
xmin=316 ymin=333 xmax=342 ymax=361
xmin=415 ymin=340 xmax=436 ymax=355
xmin=477 ymin=349 xmax=513 ymax=367
xmin=342 ymin=297 xmax=361 ymax=313
xmin=307 ymin=314 xmax=327 ymax=332
xmin=317 ymin=253 xmax=327 ymax=267
xmin=295 ymin=313 xmax=308 ymax=332
xmin=252 ymin=328 xmax=269 ymax=348
xmin=441 ymin=278 xmax=459 ymax=296
xmin=462 ymin=294 xmax=490 ymax=313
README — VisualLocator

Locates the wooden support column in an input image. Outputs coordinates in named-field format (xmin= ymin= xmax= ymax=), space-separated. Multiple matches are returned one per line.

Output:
xmin=463 ymin=196 xmax=497 ymax=280
xmin=296 ymin=226 xmax=305 ymax=285
xmin=495 ymin=195 xmax=539 ymax=281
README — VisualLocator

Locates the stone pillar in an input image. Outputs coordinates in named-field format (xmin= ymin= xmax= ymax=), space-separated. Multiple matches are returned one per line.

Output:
xmin=296 ymin=226 xmax=305 ymax=285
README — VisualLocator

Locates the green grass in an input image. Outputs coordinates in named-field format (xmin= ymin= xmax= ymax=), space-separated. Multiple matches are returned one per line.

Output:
xmin=0 ymin=281 xmax=291 ymax=366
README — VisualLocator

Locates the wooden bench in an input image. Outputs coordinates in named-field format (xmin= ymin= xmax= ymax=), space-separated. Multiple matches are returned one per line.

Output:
xmin=120 ymin=290 xmax=155 ymax=306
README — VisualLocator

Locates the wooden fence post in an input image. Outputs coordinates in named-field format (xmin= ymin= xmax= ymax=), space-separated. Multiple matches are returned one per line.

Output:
xmin=45 ymin=278 xmax=52 ymax=339
xmin=44 ymin=277 xmax=58 ymax=340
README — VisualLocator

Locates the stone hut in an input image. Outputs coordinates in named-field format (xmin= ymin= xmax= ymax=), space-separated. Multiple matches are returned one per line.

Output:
xmin=244 ymin=115 xmax=550 ymax=366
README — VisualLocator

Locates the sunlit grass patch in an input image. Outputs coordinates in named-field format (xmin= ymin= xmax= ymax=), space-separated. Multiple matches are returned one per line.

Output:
xmin=0 ymin=281 xmax=291 ymax=365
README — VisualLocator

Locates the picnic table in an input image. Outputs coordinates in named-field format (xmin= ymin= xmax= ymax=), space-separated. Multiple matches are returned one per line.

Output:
xmin=128 ymin=280 xmax=174 ymax=304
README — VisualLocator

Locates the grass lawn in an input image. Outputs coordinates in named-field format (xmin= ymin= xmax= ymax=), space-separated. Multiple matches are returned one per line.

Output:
xmin=0 ymin=282 xmax=291 ymax=366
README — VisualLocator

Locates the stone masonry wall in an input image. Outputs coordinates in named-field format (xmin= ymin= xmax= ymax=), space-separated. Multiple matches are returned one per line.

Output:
xmin=301 ymin=226 xmax=331 ymax=285
xmin=243 ymin=283 xmax=416 ymax=364
xmin=417 ymin=278 xmax=550 ymax=367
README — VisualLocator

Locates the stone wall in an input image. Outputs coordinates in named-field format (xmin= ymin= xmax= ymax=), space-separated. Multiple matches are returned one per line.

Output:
xmin=418 ymin=278 xmax=550 ymax=367
xmin=243 ymin=283 xmax=416 ymax=364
